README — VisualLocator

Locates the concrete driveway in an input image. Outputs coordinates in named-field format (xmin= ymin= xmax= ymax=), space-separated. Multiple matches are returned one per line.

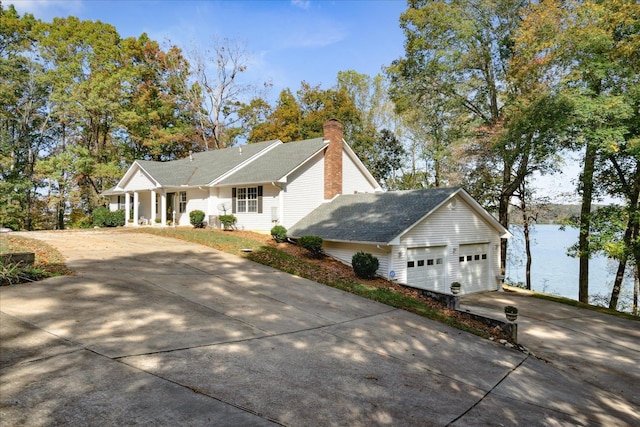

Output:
xmin=1 ymin=230 xmax=637 ymax=426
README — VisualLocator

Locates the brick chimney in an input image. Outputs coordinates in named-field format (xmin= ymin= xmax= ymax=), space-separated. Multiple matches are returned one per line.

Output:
xmin=323 ymin=119 xmax=343 ymax=200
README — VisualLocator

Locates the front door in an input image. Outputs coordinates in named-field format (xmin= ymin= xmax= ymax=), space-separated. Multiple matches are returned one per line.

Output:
xmin=167 ymin=192 xmax=176 ymax=223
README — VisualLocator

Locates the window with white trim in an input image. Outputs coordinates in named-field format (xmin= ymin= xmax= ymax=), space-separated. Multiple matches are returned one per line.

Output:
xmin=178 ymin=191 xmax=187 ymax=213
xmin=233 ymin=187 xmax=262 ymax=213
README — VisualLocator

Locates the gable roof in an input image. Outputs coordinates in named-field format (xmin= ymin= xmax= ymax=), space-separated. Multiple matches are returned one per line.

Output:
xmin=217 ymin=137 xmax=327 ymax=186
xmin=131 ymin=140 xmax=280 ymax=187
xmin=288 ymin=187 xmax=510 ymax=244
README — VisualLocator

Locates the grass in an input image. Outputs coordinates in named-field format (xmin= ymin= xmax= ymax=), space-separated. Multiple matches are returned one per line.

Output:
xmin=531 ymin=292 xmax=639 ymax=321
xmin=1 ymin=235 xmax=72 ymax=285
xmin=125 ymin=227 xmax=265 ymax=255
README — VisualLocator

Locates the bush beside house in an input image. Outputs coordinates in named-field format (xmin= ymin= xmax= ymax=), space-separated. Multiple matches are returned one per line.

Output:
xmin=271 ymin=225 xmax=287 ymax=243
xmin=298 ymin=235 xmax=323 ymax=258
xmin=190 ymin=210 xmax=206 ymax=228
xmin=352 ymin=251 xmax=379 ymax=279
xmin=93 ymin=207 xmax=125 ymax=227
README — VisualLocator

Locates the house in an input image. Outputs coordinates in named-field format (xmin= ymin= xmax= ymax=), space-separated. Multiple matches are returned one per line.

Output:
xmin=287 ymin=188 xmax=511 ymax=295
xmin=105 ymin=119 xmax=510 ymax=295
xmin=103 ymin=119 xmax=381 ymax=230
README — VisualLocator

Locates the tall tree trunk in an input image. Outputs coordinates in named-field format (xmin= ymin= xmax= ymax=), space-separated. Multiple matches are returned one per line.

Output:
xmin=578 ymin=142 xmax=597 ymax=303
xmin=499 ymin=193 xmax=509 ymax=275
xmin=610 ymin=259 xmax=626 ymax=310
xmin=634 ymin=266 xmax=639 ymax=316
xmin=521 ymin=202 xmax=532 ymax=290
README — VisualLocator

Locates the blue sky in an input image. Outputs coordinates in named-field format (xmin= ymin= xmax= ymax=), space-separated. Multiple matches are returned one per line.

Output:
xmin=9 ymin=0 xmax=407 ymax=99
xmin=6 ymin=0 xmax=588 ymax=202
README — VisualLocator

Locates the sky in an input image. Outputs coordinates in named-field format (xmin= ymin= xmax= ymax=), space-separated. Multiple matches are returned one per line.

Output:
xmin=7 ymin=0 xmax=588 ymax=203
xmin=8 ymin=0 xmax=407 ymax=97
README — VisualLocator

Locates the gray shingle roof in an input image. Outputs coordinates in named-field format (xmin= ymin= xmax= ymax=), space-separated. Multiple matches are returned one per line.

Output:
xmin=135 ymin=140 xmax=279 ymax=187
xmin=288 ymin=187 xmax=461 ymax=243
xmin=218 ymin=138 xmax=327 ymax=185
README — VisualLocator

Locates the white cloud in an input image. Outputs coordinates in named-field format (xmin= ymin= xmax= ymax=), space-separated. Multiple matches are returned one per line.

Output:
xmin=8 ymin=0 xmax=84 ymax=19
xmin=291 ymin=0 xmax=311 ymax=10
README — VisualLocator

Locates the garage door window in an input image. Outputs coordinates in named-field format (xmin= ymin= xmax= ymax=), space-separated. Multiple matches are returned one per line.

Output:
xmin=418 ymin=260 xmax=424 ymax=266
xmin=408 ymin=261 xmax=415 ymax=267
xmin=460 ymin=254 xmax=488 ymax=263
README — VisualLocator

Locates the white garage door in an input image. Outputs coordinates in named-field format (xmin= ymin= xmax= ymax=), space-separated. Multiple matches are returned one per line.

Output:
xmin=459 ymin=243 xmax=490 ymax=293
xmin=406 ymin=246 xmax=446 ymax=292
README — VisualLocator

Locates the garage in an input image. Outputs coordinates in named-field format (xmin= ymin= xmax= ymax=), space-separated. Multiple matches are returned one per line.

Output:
xmin=459 ymin=243 xmax=490 ymax=293
xmin=406 ymin=246 xmax=447 ymax=292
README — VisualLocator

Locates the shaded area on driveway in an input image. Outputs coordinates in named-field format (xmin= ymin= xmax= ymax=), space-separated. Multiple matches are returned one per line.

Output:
xmin=1 ymin=230 xmax=638 ymax=426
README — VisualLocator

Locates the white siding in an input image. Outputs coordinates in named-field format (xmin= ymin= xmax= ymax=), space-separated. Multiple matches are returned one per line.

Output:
xmin=395 ymin=194 xmax=501 ymax=295
xmin=108 ymin=196 xmax=119 ymax=212
xmin=323 ymin=241 xmax=391 ymax=277
xmin=121 ymin=169 xmax=155 ymax=191
xmin=177 ymin=188 xmax=208 ymax=226
xmin=215 ymin=184 xmax=280 ymax=232
xmin=342 ymin=151 xmax=377 ymax=195
xmin=283 ymin=152 xmax=325 ymax=228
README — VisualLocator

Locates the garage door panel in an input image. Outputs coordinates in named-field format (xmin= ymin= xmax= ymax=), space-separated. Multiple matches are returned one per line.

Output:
xmin=407 ymin=246 xmax=446 ymax=292
xmin=459 ymin=243 xmax=490 ymax=293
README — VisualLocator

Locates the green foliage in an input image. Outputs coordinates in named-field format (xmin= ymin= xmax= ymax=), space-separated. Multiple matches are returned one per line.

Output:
xmin=189 ymin=209 xmax=206 ymax=228
xmin=270 ymin=225 xmax=287 ymax=243
xmin=1 ymin=261 xmax=46 ymax=286
xmin=298 ymin=235 xmax=323 ymax=258
xmin=352 ymin=251 xmax=379 ymax=279
xmin=219 ymin=214 xmax=237 ymax=230
xmin=92 ymin=207 xmax=125 ymax=227
xmin=247 ymin=83 xmax=361 ymax=144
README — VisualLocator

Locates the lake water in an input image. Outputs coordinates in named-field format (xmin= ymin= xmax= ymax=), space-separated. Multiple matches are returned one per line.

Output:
xmin=505 ymin=224 xmax=634 ymax=304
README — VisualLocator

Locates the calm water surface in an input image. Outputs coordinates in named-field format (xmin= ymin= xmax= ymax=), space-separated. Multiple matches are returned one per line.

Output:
xmin=505 ymin=224 xmax=632 ymax=302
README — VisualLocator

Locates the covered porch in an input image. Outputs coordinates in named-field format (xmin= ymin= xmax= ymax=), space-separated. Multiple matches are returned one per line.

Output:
xmin=107 ymin=188 xmax=186 ymax=227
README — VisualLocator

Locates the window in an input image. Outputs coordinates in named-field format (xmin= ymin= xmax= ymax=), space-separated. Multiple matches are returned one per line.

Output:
xmin=459 ymin=256 xmax=465 ymax=262
xmin=436 ymin=258 xmax=443 ymax=265
xmin=427 ymin=259 xmax=434 ymax=266
xmin=417 ymin=260 xmax=424 ymax=267
xmin=117 ymin=195 xmax=126 ymax=211
xmin=482 ymin=254 xmax=487 ymax=260
xmin=233 ymin=186 xmax=263 ymax=213
xmin=474 ymin=254 xmax=480 ymax=261
xmin=407 ymin=261 xmax=415 ymax=268
xmin=467 ymin=255 xmax=472 ymax=261
xmin=178 ymin=191 xmax=187 ymax=213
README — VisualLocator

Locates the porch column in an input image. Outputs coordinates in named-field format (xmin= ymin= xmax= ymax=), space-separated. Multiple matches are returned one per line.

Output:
xmin=150 ymin=190 xmax=157 ymax=224
xmin=125 ymin=192 xmax=131 ymax=227
xmin=133 ymin=191 xmax=139 ymax=226
xmin=161 ymin=191 xmax=167 ymax=225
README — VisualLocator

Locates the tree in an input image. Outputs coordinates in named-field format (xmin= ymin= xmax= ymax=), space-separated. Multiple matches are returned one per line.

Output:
xmin=514 ymin=0 xmax=639 ymax=304
xmin=387 ymin=0 xmax=566 ymax=275
xmin=119 ymin=34 xmax=199 ymax=162
xmin=247 ymin=82 xmax=361 ymax=143
xmin=0 ymin=4 xmax=46 ymax=230
xmin=189 ymin=37 xmax=268 ymax=149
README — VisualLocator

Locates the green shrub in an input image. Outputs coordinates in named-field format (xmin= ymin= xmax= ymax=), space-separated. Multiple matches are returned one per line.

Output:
xmin=190 ymin=210 xmax=206 ymax=228
xmin=270 ymin=225 xmax=287 ymax=243
xmin=352 ymin=251 xmax=379 ymax=279
xmin=92 ymin=207 xmax=110 ymax=227
xmin=1 ymin=261 xmax=45 ymax=286
xmin=219 ymin=214 xmax=237 ymax=230
xmin=298 ymin=235 xmax=323 ymax=258
xmin=92 ymin=207 xmax=125 ymax=227
xmin=107 ymin=210 xmax=125 ymax=227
